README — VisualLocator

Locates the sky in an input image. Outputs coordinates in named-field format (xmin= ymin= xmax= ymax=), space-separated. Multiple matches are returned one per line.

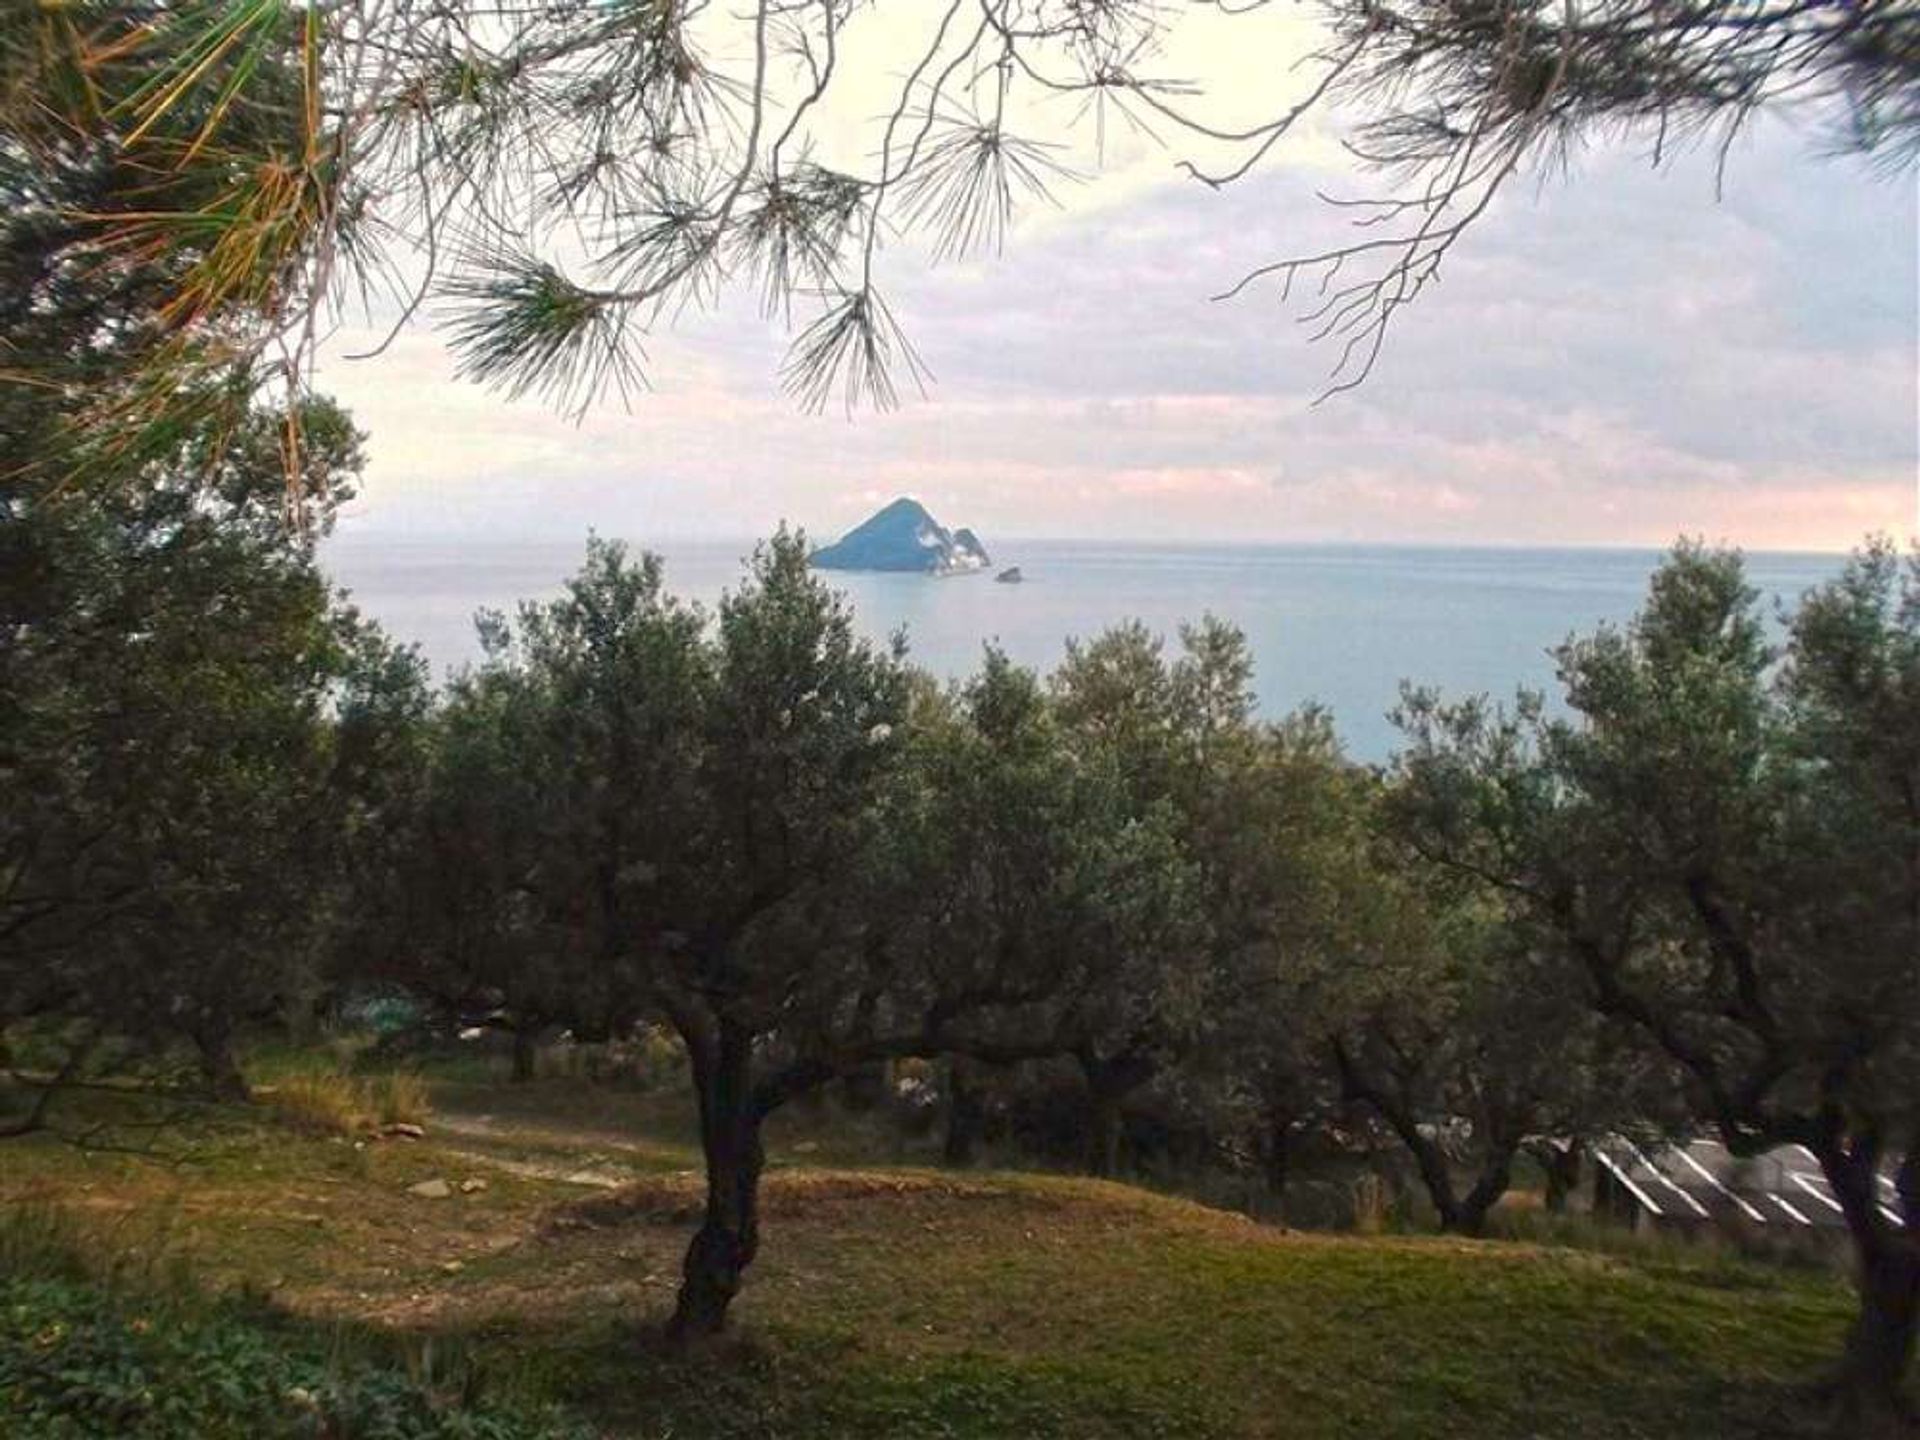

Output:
xmin=312 ymin=12 xmax=1920 ymax=554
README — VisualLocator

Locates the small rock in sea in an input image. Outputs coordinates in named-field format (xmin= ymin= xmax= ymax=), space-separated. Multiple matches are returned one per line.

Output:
xmin=407 ymin=1178 xmax=452 ymax=1199
xmin=459 ymin=1177 xmax=488 ymax=1194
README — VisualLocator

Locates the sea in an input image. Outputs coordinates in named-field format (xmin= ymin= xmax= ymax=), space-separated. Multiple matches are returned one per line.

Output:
xmin=321 ymin=537 xmax=1842 ymax=763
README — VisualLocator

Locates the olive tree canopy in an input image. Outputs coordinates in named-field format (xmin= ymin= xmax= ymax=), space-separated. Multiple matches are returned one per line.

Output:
xmin=1391 ymin=541 xmax=1920 ymax=1428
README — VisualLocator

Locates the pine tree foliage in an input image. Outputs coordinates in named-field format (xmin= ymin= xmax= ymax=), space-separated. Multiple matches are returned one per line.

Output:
xmin=5 ymin=0 xmax=1912 ymax=463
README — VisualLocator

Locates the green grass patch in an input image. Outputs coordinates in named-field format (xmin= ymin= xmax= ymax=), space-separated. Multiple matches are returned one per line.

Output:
xmin=0 ymin=1209 xmax=583 ymax=1440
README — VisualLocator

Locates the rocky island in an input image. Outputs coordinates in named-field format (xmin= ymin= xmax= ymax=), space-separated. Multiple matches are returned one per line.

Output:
xmin=811 ymin=497 xmax=991 ymax=576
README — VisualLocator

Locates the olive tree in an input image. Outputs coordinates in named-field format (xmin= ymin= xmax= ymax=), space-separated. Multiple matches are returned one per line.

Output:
xmin=397 ymin=651 xmax=583 ymax=1076
xmin=0 ymin=405 xmax=380 ymax=1103
xmin=865 ymin=650 xmax=1122 ymax=1168
xmin=896 ymin=634 xmax=1341 ymax=1184
xmin=1044 ymin=619 xmax=1248 ymax=1175
xmin=448 ymin=535 xmax=1110 ymax=1339
xmin=1 ymin=52 xmax=412 ymax=1105
xmin=1393 ymin=541 xmax=1919 ymax=1426
xmin=1323 ymin=847 xmax=1666 ymax=1235
xmin=1190 ymin=708 xmax=1361 ymax=1201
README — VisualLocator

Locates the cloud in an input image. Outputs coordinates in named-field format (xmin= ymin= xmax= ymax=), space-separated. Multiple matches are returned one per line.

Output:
xmin=315 ymin=105 xmax=1918 ymax=553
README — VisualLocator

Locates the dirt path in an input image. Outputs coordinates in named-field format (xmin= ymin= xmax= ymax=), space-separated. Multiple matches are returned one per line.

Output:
xmin=428 ymin=1111 xmax=692 ymax=1189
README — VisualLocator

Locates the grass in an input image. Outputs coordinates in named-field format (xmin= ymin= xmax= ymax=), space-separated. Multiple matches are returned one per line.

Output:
xmin=0 ymin=1206 xmax=584 ymax=1439
xmin=0 ymin=1068 xmax=1886 ymax=1439
xmin=268 ymin=1069 xmax=433 ymax=1136
xmin=270 ymin=1072 xmax=373 ymax=1134
xmin=373 ymin=1071 xmax=434 ymax=1127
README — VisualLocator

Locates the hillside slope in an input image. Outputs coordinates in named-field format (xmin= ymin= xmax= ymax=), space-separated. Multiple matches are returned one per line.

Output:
xmin=0 ymin=1078 xmax=1865 ymax=1439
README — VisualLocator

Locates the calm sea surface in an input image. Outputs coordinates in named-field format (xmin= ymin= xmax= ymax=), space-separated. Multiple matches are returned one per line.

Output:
xmin=321 ymin=537 xmax=1841 ymax=762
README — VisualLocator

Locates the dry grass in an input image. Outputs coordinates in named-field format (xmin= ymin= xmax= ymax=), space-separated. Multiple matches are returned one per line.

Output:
xmin=1352 ymin=1170 xmax=1391 ymax=1234
xmin=267 ymin=1070 xmax=431 ymax=1136
xmin=269 ymin=1072 xmax=371 ymax=1135
xmin=369 ymin=1070 xmax=432 ymax=1127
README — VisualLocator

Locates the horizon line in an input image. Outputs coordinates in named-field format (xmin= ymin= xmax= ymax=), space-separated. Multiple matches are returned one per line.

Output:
xmin=322 ymin=528 xmax=1875 ymax=559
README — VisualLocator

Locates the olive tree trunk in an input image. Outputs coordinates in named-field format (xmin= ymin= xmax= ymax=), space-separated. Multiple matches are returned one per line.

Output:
xmin=1333 ymin=1044 xmax=1517 ymax=1237
xmin=1540 ymin=1138 xmax=1584 ymax=1214
xmin=942 ymin=1056 xmax=985 ymax=1167
xmin=510 ymin=1023 xmax=539 ymax=1083
xmin=1522 ymin=1137 xmax=1584 ymax=1214
xmin=1263 ymin=1108 xmax=1295 ymax=1199
xmin=192 ymin=1020 xmax=249 ymax=1103
xmin=1076 ymin=1049 xmax=1154 ymax=1178
xmin=1387 ymin=1110 xmax=1509 ymax=1235
xmin=1821 ymin=1143 xmax=1918 ymax=1434
xmin=668 ymin=1017 xmax=764 ymax=1343
xmin=1441 ymin=1146 xmax=1518 ymax=1237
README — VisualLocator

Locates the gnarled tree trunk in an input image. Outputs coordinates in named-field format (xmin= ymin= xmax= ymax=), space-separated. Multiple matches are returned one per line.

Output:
xmin=192 ymin=1019 xmax=249 ymax=1103
xmin=1534 ymin=1137 xmax=1584 ymax=1214
xmin=510 ymin=1021 xmax=539 ymax=1083
xmin=943 ymin=1056 xmax=984 ymax=1167
xmin=1333 ymin=1042 xmax=1517 ymax=1237
xmin=1076 ymin=1049 xmax=1154 ymax=1178
xmin=1822 ymin=1142 xmax=1918 ymax=1435
xmin=1445 ymin=1145 xmax=1518 ymax=1237
xmin=668 ymin=1017 xmax=764 ymax=1343
xmin=839 ymin=983 xmax=887 ymax=1112
xmin=1263 ymin=1107 xmax=1295 ymax=1199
